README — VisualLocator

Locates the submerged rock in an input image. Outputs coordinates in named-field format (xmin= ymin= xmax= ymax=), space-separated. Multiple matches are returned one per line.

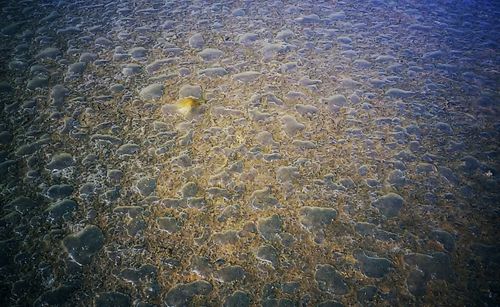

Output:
xmin=62 ymin=225 xmax=104 ymax=265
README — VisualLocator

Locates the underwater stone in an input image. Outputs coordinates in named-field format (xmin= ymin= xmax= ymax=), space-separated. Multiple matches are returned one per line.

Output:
xmin=79 ymin=52 xmax=97 ymax=63
xmin=256 ymin=245 xmax=279 ymax=267
xmin=95 ymin=292 xmax=130 ymax=307
xmin=116 ymin=143 xmax=140 ymax=156
xmin=315 ymin=264 xmax=349 ymax=295
xmin=281 ymin=115 xmax=305 ymax=137
xmin=129 ymin=47 xmax=148 ymax=59
xmin=107 ymin=169 xmax=123 ymax=184
xmin=62 ymin=225 xmax=104 ymax=265
xmin=385 ymin=88 xmax=413 ymax=98
xmin=276 ymin=166 xmax=299 ymax=183
xmin=139 ymin=83 xmax=164 ymax=101
xmin=224 ymin=290 xmax=250 ymax=307
xmin=299 ymin=206 xmax=338 ymax=231
xmin=430 ymin=229 xmax=455 ymax=252
xmin=295 ymin=104 xmax=319 ymax=116
xmin=188 ymin=33 xmax=205 ymax=49
xmin=404 ymin=252 xmax=454 ymax=281
xmin=27 ymin=76 xmax=49 ymax=90
xmin=355 ymin=251 xmax=393 ymax=278
xmin=324 ymin=94 xmax=347 ymax=108
xmin=179 ymin=84 xmax=202 ymax=99
xmin=117 ymin=264 xmax=157 ymax=284
xmin=122 ymin=63 xmax=142 ymax=76
xmin=232 ymin=71 xmax=261 ymax=83
xmin=36 ymin=47 xmax=61 ymax=59
xmin=47 ymin=184 xmax=74 ymax=199
xmin=8 ymin=196 xmax=37 ymax=214
xmin=51 ymin=85 xmax=69 ymax=107
xmin=214 ymin=265 xmax=246 ymax=283
xmin=67 ymin=62 xmax=86 ymax=77
xmin=213 ymin=230 xmax=239 ymax=245
xmin=255 ymin=131 xmax=277 ymax=146
xmin=238 ymin=32 xmax=258 ymax=45
xmin=198 ymin=48 xmax=224 ymax=61
xmin=180 ymin=182 xmax=198 ymax=198
xmin=257 ymin=215 xmax=283 ymax=241
xmin=46 ymin=153 xmax=75 ymax=170
xmin=357 ymin=286 xmax=379 ymax=305
xmin=157 ymin=217 xmax=180 ymax=233
xmin=372 ymin=193 xmax=404 ymax=218
xmin=136 ymin=177 xmax=156 ymax=196
xmin=164 ymin=280 xmax=212 ymax=306
xmin=199 ymin=67 xmax=228 ymax=77
xmin=34 ymin=285 xmax=75 ymax=307
xmin=45 ymin=199 xmax=77 ymax=222
xmin=276 ymin=29 xmax=294 ymax=41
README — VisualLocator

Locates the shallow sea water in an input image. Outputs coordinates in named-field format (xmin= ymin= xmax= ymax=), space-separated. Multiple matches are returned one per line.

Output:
xmin=0 ymin=0 xmax=499 ymax=306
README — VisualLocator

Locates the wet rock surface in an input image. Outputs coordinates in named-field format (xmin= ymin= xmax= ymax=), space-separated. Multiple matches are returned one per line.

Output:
xmin=0 ymin=0 xmax=499 ymax=306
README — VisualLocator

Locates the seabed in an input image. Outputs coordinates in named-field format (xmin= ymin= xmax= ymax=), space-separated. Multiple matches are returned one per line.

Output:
xmin=0 ymin=0 xmax=499 ymax=306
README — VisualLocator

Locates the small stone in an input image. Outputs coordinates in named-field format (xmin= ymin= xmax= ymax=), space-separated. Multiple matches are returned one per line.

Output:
xmin=66 ymin=62 xmax=86 ymax=77
xmin=47 ymin=184 xmax=74 ymax=199
xmin=257 ymin=215 xmax=283 ymax=241
xmin=51 ymin=85 xmax=68 ymax=107
xmin=315 ymin=264 xmax=349 ymax=295
xmin=95 ymin=292 xmax=130 ymax=307
xmin=214 ymin=265 xmax=246 ymax=283
xmin=355 ymin=251 xmax=393 ymax=278
xmin=224 ymin=290 xmax=250 ymax=307
xmin=27 ymin=76 xmax=49 ymax=90
xmin=45 ymin=199 xmax=77 ymax=222
xmin=180 ymin=182 xmax=198 ymax=198
xmin=129 ymin=47 xmax=148 ymax=59
xmin=7 ymin=196 xmax=37 ymax=214
xmin=179 ymin=84 xmax=202 ymax=99
xmin=281 ymin=115 xmax=305 ymax=137
xmin=36 ymin=47 xmax=61 ymax=59
xmin=372 ymin=193 xmax=404 ymax=218
xmin=256 ymin=245 xmax=279 ymax=267
xmin=199 ymin=48 xmax=224 ymax=61
xmin=136 ymin=177 xmax=156 ymax=196
xmin=157 ymin=217 xmax=180 ymax=233
xmin=116 ymin=143 xmax=140 ymax=156
xmin=165 ymin=280 xmax=212 ymax=306
xmin=139 ymin=83 xmax=164 ymax=101
xmin=232 ymin=71 xmax=261 ymax=83
xmin=188 ymin=33 xmax=205 ymax=49
xmin=46 ymin=153 xmax=75 ymax=170
xmin=62 ymin=225 xmax=104 ymax=265
xmin=299 ymin=206 xmax=337 ymax=231
xmin=122 ymin=63 xmax=142 ymax=76
xmin=385 ymin=88 xmax=413 ymax=98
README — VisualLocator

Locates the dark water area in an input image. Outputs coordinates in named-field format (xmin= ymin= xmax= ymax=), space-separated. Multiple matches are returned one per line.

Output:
xmin=0 ymin=0 xmax=499 ymax=306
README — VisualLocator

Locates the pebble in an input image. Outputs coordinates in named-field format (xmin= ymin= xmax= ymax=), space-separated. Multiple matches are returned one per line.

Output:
xmin=139 ymin=83 xmax=164 ymax=101
xmin=315 ymin=264 xmax=349 ymax=295
xmin=62 ymin=225 xmax=104 ymax=265
xmin=214 ymin=265 xmax=247 ymax=283
xmin=224 ymin=290 xmax=250 ymax=307
xmin=164 ymin=280 xmax=212 ymax=306
xmin=198 ymin=48 xmax=224 ymax=61
xmin=36 ymin=47 xmax=61 ymax=59
xmin=45 ymin=199 xmax=77 ymax=222
xmin=188 ymin=33 xmax=205 ymax=49
xmin=232 ymin=71 xmax=261 ymax=83
xmin=95 ymin=292 xmax=130 ymax=307
xmin=281 ymin=115 xmax=305 ymax=137
xmin=372 ymin=193 xmax=404 ymax=218
xmin=257 ymin=215 xmax=283 ymax=241
xmin=136 ymin=177 xmax=156 ymax=196
xmin=300 ymin=206 xmax=337 ymax=233
xmin=46 ymin=153 xmax=75 ymax=170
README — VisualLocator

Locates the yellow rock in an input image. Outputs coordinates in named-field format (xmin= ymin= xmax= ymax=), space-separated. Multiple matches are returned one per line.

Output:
xmin=175 ymin=97 xmax=201 ymax=116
